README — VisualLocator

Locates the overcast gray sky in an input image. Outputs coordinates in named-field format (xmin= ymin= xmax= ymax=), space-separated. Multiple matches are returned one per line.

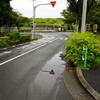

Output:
xmin=10 ymin=0 xmax=68 ymax=18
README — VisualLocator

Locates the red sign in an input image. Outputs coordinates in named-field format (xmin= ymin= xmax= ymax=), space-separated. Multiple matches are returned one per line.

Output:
xmin=50 ymin=1 xmax=56 ymax=7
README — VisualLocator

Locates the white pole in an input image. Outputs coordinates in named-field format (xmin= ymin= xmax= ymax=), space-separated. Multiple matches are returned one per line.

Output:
xmin=32 ymin=0 xmax=36 ymax=39
xmin=81 ymin=0 xmax=87 ymax=33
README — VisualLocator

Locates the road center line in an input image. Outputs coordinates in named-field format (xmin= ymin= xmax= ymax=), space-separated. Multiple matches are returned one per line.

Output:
xmin=0 ymin=38 xmax=57 ymax=66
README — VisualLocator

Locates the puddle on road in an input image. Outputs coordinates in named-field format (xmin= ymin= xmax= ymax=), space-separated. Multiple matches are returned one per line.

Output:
xmin=29 ymin=51 xmax=65 ymax=100
xmin=41 ymin=51 xmax=65 ymax=77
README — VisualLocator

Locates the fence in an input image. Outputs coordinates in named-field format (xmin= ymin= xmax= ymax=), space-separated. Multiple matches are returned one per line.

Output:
xmin=0 ymin=27 xmax=18 ymax=33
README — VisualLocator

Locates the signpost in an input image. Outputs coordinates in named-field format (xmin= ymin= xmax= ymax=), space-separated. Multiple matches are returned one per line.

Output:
xmin=50 ymin=1 xmax=56 ymax=7
xmin=32 ymin=1 xmax=56 ymax=39
xmin=82 ymin=47 xmax=88 ymax=68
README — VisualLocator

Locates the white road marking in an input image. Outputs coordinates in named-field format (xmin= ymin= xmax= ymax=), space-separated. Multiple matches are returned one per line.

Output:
xmin=56 ymin=38 xmax=58 ymax=40
xmin=17 ymin=45 xmax=30 ymax=49
xmin=22 ymin=45 xmax=30 ymax=48
xmin=60 ymin=38 xmax=63 ymax=40
xmin=19 ymin=44 xmax=23 ymax=45
xmin=49 ymin=38 xmax=58 ymax=43
xmin=4 ymin=51 xmax=12 ymax=54
xmin=31 ymin=43 xmax=37 ymax=45
xmin=52 ymin=81 xmax=61 ymax=100
xmin=16 ymin=47 xmax=23 ymax=49
xmin=11 ymin=46 xmax=16 ymax=47
xmin=0 ymin=38 xmax=57 ymax=66
xmin=3 ymin=48 xmax=7 ymax=50
xmin=65 ymin=38 xmax=68 ymax=40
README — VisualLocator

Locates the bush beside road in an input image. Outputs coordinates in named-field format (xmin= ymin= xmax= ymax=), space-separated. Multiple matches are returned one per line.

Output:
xmin=0 ymin=31 xmax=39 ymax=48
xmin=63 ymin=32 xmax=100 ymax=99
xmin=65 ymin=32 xmax=100 ymax=68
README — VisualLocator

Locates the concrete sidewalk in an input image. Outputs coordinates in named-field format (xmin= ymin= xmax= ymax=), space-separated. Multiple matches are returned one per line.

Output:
xmin=62 ymin=62 xmax=95 ymax=100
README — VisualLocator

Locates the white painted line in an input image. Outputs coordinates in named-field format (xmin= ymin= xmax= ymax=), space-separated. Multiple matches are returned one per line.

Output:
xmin=11 ymin=46 xmax=16 ymax=47
xmin=49 ymin=41 xmax=53 ymax=43
xmin=0 ymin=44 xmax=46 ymax=66
xmin=60 ymin=38 xmax=63 ymax=40
xmin=56 ymin=38 xmax=58 ymax=40
xmin=16 ymin=47 xmax=23 ymax=49
xmin=65 ymin=38 xmax=68 ymax=40
xmin=3 ymin=48 xmax=7 ymax=50
xmin=4 ymin=51 xmax=12 ymax=54
xmin=48 ymin=38 xmax=58 ymax=43
xmin=31 ymin=43 xmax=37 ymax=45
xmin=22 ymin=45 xmax=30 ymax=48
xmin=0 ymin=38 xmax=57 ymax=66
xmin=17 ymin=45 xmax=30 ymax=49
xmin=19 ymin=44 xmax=23 ymax=45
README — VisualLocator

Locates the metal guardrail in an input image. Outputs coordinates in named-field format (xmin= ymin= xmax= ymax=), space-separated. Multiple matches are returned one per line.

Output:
xmin=0 ymin=27 xmax=18 ymax=33
xmin=31 ymin=30 xmax=56 ymax=33
xmin=66 ymin=30 xmax=75 ymax=32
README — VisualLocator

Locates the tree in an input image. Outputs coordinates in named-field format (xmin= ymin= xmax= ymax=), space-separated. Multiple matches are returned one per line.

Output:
xmin=0 ymin=0 xmax=12 ymax=26
xmin=87 ymin=1 xmax=100 ymax=31
xmin=8 ymin=10 xmax=31 ymax=30
xmin=61 ymin=8 xmax=76 ymax=24
xmin=61 ymin=0 xmax=96 ymax=30
xmin=87 ymin=1 xmax=100 ymax=24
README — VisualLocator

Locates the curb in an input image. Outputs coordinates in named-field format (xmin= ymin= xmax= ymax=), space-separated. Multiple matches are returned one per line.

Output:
xmin=0 ymin=34 xmax=42 ymax=51
xmin=76 ymin=67 xmax=100 ymax=100
xmin=0 ymin=41 xmax=31 ymax=51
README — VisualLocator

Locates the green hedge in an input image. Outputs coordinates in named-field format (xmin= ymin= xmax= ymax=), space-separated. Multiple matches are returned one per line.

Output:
xmin=19 ymin=28 xmax=33 ymax=32
xmin=20 ymin=35 xmax=32 ymax=42
xmin=0 ymin=31 xmax=32 ymax=47
xmin=0 ymin=38 xmax=10 ymax=47
xmin=65 ymin=32 xmax=100 ymax=67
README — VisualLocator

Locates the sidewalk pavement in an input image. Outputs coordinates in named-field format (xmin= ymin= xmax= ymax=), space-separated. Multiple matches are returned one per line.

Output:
xmin=63 ymin=62 xmax=95 ymax=100
xmin=76 ymin=67 xmax=100 ymax=100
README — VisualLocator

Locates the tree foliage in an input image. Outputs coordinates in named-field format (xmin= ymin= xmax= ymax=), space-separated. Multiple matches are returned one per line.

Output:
xmin=8 ymin=11 xmax=31 ymax=30
xmin=0 ymin=0 xmax=65 ymax=31
xmin=0 ymin=0 xmax=12 ymax=26
xmin=61 ymin=0 xmax=97 ymax=27
xmin=87 ymin=1 xmax=100 ymax=24
xmin=0 ymin=0 xmax=31 ymax=30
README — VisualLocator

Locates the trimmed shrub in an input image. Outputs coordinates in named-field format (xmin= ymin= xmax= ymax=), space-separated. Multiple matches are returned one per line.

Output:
xmin=0 ymin=31 xmax=38 ymax=48
xmin=0 ymin=38 xmax=10 ymax=47
xmin=7 ymin=31 xmax=20 ymax=40
xmin=20 ymin=35 xmax=32 ymax=42
xmin=65 ymin=32 xmax=100 ymax=67
xmin=33 ymin=37 xmax=39 ymax=40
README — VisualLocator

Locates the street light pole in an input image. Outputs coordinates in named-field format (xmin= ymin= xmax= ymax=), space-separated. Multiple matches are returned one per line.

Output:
xmin=81 ymin=0 xmax=87 ymax=33
xmin=32 ymin=0 xmax=36 ymax=39
xmin=32 ymin=1 xmax=56 ymax=39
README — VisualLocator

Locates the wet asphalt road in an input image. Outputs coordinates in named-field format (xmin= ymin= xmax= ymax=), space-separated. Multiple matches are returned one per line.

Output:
xmin=0 ymin=32 xmax=74 ymax=100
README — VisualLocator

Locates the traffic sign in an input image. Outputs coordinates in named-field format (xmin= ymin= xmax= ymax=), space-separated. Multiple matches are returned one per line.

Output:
xmin=50 ymin=1 xmax=56 ymax=7
xmin=34 ymin=21 xmax=36 ymax=23
xmin=34 ymin=24 xmax=36 ymax=27
xmin=49 ymin=69 xmax=55 ymax=75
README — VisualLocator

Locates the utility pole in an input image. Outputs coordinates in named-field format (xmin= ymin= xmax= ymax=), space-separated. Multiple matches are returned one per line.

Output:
xmin=81 ymin=0 xmax=87 ymax=33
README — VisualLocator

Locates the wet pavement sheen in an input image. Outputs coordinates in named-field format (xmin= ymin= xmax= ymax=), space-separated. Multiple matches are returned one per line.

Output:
xmin=28 ymin=51 xmax=73 ymax=100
